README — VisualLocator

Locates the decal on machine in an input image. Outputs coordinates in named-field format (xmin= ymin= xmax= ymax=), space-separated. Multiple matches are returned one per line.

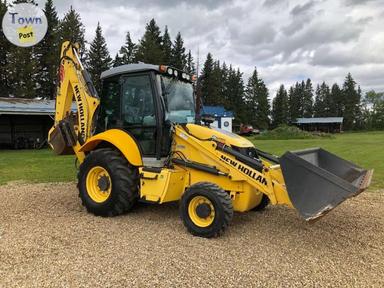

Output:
xmin=220 ymin=155 xmax=268 ymax=186
xmin=74 ymin=84 xmax=86 ymax=140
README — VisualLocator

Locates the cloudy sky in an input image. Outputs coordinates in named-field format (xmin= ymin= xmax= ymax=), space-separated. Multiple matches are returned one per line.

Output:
xmin=37 ymin=0 xmax=384 ymax=96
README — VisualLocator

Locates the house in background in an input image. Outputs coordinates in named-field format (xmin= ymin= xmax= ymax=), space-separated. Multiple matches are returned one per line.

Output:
xmin=202 ymin=106 xmax=234 ymax=132
xmin=295 ymin=117 xmax=344 ymax=133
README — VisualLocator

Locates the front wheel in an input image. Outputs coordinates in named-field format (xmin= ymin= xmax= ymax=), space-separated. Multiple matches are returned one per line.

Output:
xmin=180 ymin=182 xmax=233 ymax=238
xmin=77 ymin=148 xmax=139 ymax=217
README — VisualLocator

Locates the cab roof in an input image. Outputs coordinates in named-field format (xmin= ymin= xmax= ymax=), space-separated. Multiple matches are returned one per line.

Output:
xmin=100 ymin=63 xmax=160 ymax=79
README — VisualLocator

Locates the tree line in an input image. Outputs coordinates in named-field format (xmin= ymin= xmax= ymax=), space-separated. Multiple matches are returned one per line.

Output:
xmin=1 ymin=0 xmax=383 ymax=131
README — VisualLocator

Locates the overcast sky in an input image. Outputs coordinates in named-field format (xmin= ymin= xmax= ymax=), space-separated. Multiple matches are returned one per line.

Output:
xmin=37 ymin=0 xmax=384 ymax=96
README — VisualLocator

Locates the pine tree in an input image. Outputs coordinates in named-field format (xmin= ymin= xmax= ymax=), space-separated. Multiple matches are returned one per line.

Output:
xmin=226 ymin=68 xmax=246 ymax=124
xmin=313 ymin=82 xmax=331 ymax=117
xmin=342 ymin=73 xmax=361 ymax=130
xmin=112 ymin=53 xmax=124 ymax=67
xmin=0 ymin=0 xmax=11 ymax=96
xmin=87 ymin=23 xmax=112 ymax=95
xmin=171 ymin=32 xmax=187 ymax=70
xmin=59 ymin=6 xmax=86 ymax=59
xmin=162 ymin=26 xmax=172 ymax=65
xmin=244 ymin=68 xmax=270 ymax=129
xmin=288 ymin=83 xmax=301 ymax=122
xmin=331 ymin=83 xmax=343 ymax=116
xmin=119 ymin=31 xmax=136 ymax=64
xmin=272 ymin=84 xmax=289 ymax=127
xmin=34 ymin=0 xmax=59 ymax=99
xmin=200 ymin=53 xmax=215 ymax=105
xmin=302 ymin=79 xmax=314 ymax=117
xmin=186 ymin=50 xmax=195 ymax=74
xmin=135 ymin=18 xmax=164 ymax=64
xmin=5 ymin=0 xmax=38 ymax=98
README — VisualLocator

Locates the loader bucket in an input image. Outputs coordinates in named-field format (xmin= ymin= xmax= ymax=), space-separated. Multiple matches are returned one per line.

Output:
xmin=280 ymin=148 xmax=373 ymax=221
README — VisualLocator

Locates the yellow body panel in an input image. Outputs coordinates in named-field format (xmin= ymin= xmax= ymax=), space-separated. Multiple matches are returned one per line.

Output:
xmin=137 ymin=124 xmax=293 ymax=212
xmin=79 ymin=129 xmax=143 ymax=167
xmin=140 ymin=169 xmax=188 ymax=202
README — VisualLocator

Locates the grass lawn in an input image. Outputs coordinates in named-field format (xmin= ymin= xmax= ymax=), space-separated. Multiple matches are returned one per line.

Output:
xmin=0 ymin=149 xmax=76 ymax=185
xmin=250 ymin=131 xmax=384 ymax=190
xmin=0 ymin=131 xmax=383 ymax=190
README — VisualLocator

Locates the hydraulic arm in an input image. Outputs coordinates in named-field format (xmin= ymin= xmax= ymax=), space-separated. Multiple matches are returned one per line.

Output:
xmin=48 ymin=41 xmax=99 ymax=162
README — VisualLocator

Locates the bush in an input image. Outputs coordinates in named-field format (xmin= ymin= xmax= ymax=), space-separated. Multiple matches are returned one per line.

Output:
xmin=252 ymin=125 xmax=333 ymax=140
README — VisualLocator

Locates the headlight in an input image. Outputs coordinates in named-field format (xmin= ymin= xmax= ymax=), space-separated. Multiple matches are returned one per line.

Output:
xmin=173 ymin=70 xmax=178 ymax=77
xmin=167 ymin=68 xmax=173 ymax=75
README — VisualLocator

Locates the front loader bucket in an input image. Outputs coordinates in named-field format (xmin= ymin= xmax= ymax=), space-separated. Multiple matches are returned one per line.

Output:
xmin=280 ymin=148 xmax=373 ymax=221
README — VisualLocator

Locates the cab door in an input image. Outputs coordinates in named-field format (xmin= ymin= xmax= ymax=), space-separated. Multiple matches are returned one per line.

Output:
xmin=120 ymin=73 xmax=160 ymax=157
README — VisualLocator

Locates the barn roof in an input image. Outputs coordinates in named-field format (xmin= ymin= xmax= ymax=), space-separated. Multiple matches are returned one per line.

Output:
xmin=296 ymin=117 xmax=344 ymax=124
xmin=0 ymin=97 xmax=76 ymax=115
xmin=202 ymin=106 xmax=234 ymax=117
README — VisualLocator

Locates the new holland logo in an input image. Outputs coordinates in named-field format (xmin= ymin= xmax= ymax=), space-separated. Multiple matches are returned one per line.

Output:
xmin=74 ymin=85 xmax=86 ymax=140
xmin=220 ymin=155 xmax=268 ymax=186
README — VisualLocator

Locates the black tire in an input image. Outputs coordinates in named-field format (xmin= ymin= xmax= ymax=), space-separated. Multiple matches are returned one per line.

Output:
xmin=252 ymin=194 xmax=269 ymax=212
xmin=180 ymin=182 xmax=233 ymax=238
xmin=77 ymin=148 xmax=139 ymax=217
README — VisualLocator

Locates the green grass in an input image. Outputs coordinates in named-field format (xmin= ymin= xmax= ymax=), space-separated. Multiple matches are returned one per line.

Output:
xmin=250 ymin=131 xmax=384 ymax=190
xmin=0 ymin=149 xmax=76 ymax=185
xmin=0 ymin=131 xmax=383 ymax=190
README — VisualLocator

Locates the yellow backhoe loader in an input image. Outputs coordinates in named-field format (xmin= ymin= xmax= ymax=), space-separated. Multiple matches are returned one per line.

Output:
xmin=48 ymin=41 xmax=373 ymax=238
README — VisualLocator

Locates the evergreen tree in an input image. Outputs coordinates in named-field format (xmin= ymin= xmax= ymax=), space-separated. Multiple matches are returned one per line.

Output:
xmin=119 ymin=31 xmax=136 ymax=64
xmin=87 ymin=23 xmax=112 ymax=95
xmin=244 ymin=68 xmax=270 ymax=129
xmin=302 ymin=79 xmax=314 ymax=117
xmin=35 ymin=0 xmax=60 ymax=99
xmin=186 ymin=50 xmax=195 ymax=74
xmin=135 ymin=18 xmax=164 ymax=64
xmin=112 ymin=53 xmax=124 ymax=67
xmin=342 ymin=73 xmax=361 ymax=130
xmin=171 ymin=32 xmax=187 ymax=70
xmin=313 ymin=82 xmax=331 ymax=117
xmin=162 ymin=26 xmax=172 ymax=65
xmin=288 ymin=83 xmax=301 ymax=122
xmin=224 ymin=67 xmax=246 ymax=123
xmin=200 ymin=53 xmax=215 ymax=105
xmin=6 ymin=0 xmax=38 ymax=98
xmin=272 ymin=84 xmax=289 ymax=127
xmin=59 ymin=6 xmax=86 ymax=59
xmin=0 ymin=0 xmax=11 ymax=96
xmin=331 ymin=83 xmax=343 ymax=116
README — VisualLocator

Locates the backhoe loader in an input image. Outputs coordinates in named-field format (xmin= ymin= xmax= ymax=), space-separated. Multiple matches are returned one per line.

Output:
xmin=48 ymin=41 xmax=373 ymax=238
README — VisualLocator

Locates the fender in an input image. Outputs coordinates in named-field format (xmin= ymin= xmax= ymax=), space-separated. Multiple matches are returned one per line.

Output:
xmin=79 ymin=129 xmax=143 ymax=166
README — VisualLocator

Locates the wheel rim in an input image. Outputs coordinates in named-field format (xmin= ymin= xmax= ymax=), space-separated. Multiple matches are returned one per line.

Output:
xmin=86 ymin=166 xmax=112 ymax=203
xmin=188 ymin=196 xmax=215 ymax=227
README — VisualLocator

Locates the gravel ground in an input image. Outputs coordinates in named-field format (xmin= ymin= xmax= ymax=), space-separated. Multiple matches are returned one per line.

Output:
xmin=0 ymin=182 xmax=383 ymax=287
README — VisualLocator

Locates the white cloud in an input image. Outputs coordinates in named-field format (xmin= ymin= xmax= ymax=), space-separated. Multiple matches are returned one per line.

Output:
xmin=35 ymin=0 xmax=384 ymax=96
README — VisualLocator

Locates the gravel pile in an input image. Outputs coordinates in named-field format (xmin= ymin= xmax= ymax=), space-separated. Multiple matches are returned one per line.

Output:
xmin=0 ymin=182 xmax=383 ymax=287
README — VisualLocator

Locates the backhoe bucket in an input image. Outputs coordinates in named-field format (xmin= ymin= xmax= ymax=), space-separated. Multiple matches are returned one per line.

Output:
xmin=280 ymin=148 xmax=373 ymax=221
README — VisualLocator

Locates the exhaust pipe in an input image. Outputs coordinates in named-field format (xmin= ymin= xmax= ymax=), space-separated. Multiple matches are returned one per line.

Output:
xmin=280 ymin=148 xmax=373 ymax=221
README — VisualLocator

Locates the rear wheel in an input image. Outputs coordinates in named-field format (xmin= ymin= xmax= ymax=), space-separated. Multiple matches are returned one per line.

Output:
xmin=180 ymin=182 xmax=233 ymax=238
xmin=78 ymin=148 xmax=139 ymax=216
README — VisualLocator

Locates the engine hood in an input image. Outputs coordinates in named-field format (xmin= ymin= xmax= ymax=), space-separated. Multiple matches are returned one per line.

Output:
xmin=185 ymin=124 xmax=254 ymax=148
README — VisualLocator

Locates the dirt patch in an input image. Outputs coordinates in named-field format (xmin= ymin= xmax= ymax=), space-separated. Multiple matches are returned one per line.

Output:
xmin=0 ymin=183 xmax=383 ymax=287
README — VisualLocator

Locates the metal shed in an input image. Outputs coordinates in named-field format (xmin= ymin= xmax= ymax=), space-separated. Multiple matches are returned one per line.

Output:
xmin=295 ymin=117 xmax=344 ymax=133
xmin=0 ymin=98 xmax=76 ymax=149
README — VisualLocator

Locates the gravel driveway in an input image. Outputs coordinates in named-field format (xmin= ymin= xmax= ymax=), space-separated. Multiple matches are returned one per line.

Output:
xmin=0 ymin=182 xmax=383 ymax=287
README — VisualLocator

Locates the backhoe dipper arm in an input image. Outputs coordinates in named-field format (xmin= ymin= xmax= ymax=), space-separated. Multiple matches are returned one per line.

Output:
xmin=48 ymin=41 xmax=100 ymax=162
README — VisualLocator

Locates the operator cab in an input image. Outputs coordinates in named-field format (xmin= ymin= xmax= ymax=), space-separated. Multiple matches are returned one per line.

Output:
xmin=98 ymin=64 xmax=196 ymax=165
